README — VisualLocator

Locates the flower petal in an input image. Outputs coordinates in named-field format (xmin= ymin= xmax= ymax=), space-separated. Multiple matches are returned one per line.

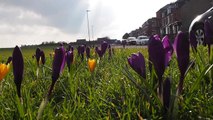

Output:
xmin=12 ymin=46 xmax=24 ymax=97
xmin=174 ymin=31 xmax=190 ymax=76
xmin=148 ymin=36 xmax=165 ymax=79
xmin=162 ymin=35 xmax=173 ymax=66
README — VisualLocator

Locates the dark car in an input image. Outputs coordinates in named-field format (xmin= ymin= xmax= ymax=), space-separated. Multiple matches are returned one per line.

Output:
xmin=189 ymin=7 xmax=213 ymax=45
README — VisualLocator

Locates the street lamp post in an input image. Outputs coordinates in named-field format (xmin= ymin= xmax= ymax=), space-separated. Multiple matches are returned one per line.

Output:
xmin=92 ymin=25 xmax=94 ymax=41
xmin=86 ymin=10 xmax=91 ymax=42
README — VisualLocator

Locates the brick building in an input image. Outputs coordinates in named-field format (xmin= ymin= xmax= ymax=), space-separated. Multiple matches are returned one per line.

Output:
xmin=124 ymin=0 xmax=212 ymax=40
xmin=128 ymin=17 xmax=160 ymax=38
xmin=156 ymin=0 xmax=212 ymax=39
xmin=141 ymin=17 xmax=160 ymax=37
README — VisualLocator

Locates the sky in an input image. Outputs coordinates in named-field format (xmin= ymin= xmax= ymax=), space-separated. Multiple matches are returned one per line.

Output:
xmin=0 ymin=0 xmax=176 ymax=48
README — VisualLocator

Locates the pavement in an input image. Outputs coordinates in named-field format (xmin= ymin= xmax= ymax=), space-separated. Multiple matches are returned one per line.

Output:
xmin=111 ymin=45 xmax=148 ymax=48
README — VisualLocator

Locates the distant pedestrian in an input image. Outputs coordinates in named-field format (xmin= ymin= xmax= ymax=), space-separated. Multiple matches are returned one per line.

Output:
xmin=122 ymin=40 xmax=127 ymax=48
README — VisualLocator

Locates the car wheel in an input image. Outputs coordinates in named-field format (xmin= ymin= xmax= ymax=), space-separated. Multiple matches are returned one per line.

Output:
xmin=194 ymin=24 xmax=205 ymax=45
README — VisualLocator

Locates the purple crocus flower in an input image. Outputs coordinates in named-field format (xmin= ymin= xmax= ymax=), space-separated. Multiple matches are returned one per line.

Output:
xmin=148 ymin=35 xmax=165 ymax=95
xmin=40 ymin=50 xmax=45 ymax=65
xmin=6 ymin=56 xmax=12 ymax=65
xmin=174 ymin=31 xmax=189 ymax=95
xmin=66 ymin=51 xmax=74 ymax=72
xmin=162 ymin=35 xmax=173 ymax=66
xmin=148 ymin=35 xmax=165 ymax=79
xmin=12 ymin=46 xmax=24 ymax=98
xmin=128 ymin=52 xmax=146 ymax=79
xmin=46 ymin=46 xmax=66 ymax=97
xmin=36 ymin=48 xmax=41 ymax=65
xmin=86 ymin=47 xmax=90 ymax=58
xmin=101 ymin=41 xmax=108 ymax=55
xmin=52 ymin=47 xmax=66 ymax=82
xmin=154 ymin=34 xmax=161 ymax=41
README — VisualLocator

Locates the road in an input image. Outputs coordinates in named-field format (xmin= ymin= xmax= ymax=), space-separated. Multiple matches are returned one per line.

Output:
xmin=111 ymin=45 xmax=148 ymax=49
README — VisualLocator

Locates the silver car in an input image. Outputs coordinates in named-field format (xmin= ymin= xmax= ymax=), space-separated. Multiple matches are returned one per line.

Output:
xmin=189 ymin=7 xmax=213 ymax=45
xmin=136 ymin=36 xmax=149 ymax=45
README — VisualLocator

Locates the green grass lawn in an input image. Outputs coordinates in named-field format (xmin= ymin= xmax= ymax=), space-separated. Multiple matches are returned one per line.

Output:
xmin=0 ymin=45 xmax=212 ymax=119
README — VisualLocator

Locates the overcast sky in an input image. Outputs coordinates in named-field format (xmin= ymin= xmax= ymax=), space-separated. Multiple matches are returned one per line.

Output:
xmin=0 ymin=0 xmax=176 ymax=48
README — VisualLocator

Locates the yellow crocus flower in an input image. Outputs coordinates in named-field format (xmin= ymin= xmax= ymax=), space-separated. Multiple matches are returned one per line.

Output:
xmin=0 ymin=63 xmax=10 ymax=81
xmin=88 ymin=59 xmax=96 ymax=72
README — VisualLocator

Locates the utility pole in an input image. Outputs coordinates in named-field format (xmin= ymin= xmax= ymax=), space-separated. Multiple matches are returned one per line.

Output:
xmin=86 ymin=10 xmax=91 ymax=42
xmin=92 ymin=25 xmax=94 ymax=41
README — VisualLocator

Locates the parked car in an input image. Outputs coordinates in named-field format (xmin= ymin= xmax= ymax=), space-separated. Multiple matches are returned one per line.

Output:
xmin=189 ymin=7 xmax=213 ymax=45
xmin=127 ymin=37 xmax=137 ymax=45
xmin=136 ymin=35 xmax=149 ymax=45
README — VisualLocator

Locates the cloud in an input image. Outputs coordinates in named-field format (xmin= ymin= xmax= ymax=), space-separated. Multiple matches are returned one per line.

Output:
xmin=0 ymin=0 xmax=89 ymax=33
xmin=0 ymin=0 xmax=89 ymax=48
xmin=0 ymin=23 xmax=74 ymax=48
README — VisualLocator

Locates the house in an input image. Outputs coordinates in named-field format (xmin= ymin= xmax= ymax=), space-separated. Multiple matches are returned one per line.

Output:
xmin=141 ymin=17 xmax=160 ymax=37
xmin=156 ymin=0 xmax=212 ymax=39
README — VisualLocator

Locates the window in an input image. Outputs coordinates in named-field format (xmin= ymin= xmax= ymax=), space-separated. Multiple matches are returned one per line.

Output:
xmin=167 ymin=8 xmax=171 ymax=14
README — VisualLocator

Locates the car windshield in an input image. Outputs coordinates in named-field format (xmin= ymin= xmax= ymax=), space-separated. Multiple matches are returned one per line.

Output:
xmin=138 ymin=36 xmax=148 ymax=39
xmin=128 ymin=37 xmax=135 ymax=40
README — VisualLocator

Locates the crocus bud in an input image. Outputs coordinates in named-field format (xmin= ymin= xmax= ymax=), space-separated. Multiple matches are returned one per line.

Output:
xmin=163 ymin=78 xmax=171 ymax=110
xmin=40 ymin=50 xmax=45 ymax=65
xmin=66 ymin=51 xmax=74 ymax=72
xmin=12 ymin=46 xmax=24 ymax=98
xmin=86 ymin=47 xmax=90 ymax=58
xmin=6 ymin=56 xmax=12 ymax=65
xmin=162 ymin=35 xmax=173 ymax=66
xmin=88 ymin=58 xmax=96 ymax=72
xmin=78 ymin=45 xmax=85 ymax=60
xmin=148 ymin=35 xmax=165 ymax=95
xmin=95 ymin=47 xmax=103 ymax=58
xmin=148 ymin=36 xmax=165 ymax=80
xmin=128 ymin=52 xmax=146 ymax=79
xmin=52 ymin=47 xmax=66 ymax=82
xmin=174 ymin=31 xmax=190 ymax=77
xmin=101 ymin=41 xmax=108 ymax=55
xmin=174 ymin=31 xmax=189 ymax=95
xmin=80 ymin=45 xmax=85 ymax=54
xmin=36 ymin=48 xmax=41 ymax=66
